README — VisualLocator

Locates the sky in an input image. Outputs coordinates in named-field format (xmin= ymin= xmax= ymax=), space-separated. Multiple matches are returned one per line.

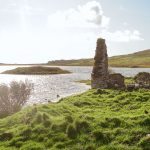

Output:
xmin=0 ymin=0 xmax=149 ymax=63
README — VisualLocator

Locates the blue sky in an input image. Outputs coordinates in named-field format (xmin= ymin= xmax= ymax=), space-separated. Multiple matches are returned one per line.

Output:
xmin=0 ymin=0 xmax=149 ymax=63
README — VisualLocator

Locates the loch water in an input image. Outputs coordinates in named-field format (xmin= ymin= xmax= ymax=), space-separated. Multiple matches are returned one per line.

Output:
xmin=0 ymin=66 xmax=150 ymax=105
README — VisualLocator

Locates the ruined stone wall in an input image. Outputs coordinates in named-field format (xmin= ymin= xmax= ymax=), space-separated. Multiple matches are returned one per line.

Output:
xmin=91 ymin=38 xmax=109 ymax=88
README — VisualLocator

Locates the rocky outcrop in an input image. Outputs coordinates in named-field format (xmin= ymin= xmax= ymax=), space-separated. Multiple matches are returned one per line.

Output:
xmin=135 ymin=72 xmax=150 ymax=86
xmin=108 ymin=73 xmax=125 ymax=89
xmin=91 ymin=38 xmax=109 ymax=89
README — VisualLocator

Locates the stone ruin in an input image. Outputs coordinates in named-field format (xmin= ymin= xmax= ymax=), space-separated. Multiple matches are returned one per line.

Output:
xmin=91 ymin=38 xmax=125 ymax=89
xmin=135 ymin=72 xmax=150 ymax=87
xmin=91 ymin=38 xmax=109 ymax=89
xmin=91 ymin=38 xmax=150 ymax=90
xmin=126 ymin=72 xmax=150 ymax=91
xmin=108 ymin=73 xmax=125 ymax=89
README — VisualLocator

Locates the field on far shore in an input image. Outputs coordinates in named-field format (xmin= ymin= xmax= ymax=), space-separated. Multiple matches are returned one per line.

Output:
xmin=48 ymin=49 xmax=150 ymax=68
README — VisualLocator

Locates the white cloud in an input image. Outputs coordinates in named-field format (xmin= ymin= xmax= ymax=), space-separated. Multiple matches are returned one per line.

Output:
xmin=48 ymin=1 xmax=110 ymax=28
xmin=47 ymin=1 xmax=143 ymax=42
xmin=101 ymin=30 xmax=144 ymax=42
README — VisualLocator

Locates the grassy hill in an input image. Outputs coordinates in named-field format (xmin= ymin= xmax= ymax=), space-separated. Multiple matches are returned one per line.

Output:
xmin=109 ymin=49 xmax=150 ymax=68
xmin=48 ymin=58 xmax=94 ymax=66
xmin=0 ymin=89 xmax=150 ymax=150
xmin=48 ymin=49 xmax=150 ymax=68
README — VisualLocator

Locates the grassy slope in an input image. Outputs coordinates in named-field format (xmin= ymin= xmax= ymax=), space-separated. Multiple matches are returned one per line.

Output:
xmin=0 ymin=89 xmax=150 ymax=150
xmin=1 ymin=66 xmax=70 ymax=75
xmin=109 ymin=49 xmax=150 ymax=68
xmin=48 ymin=50 xmax=150 ymax=68
xmin=48 ymin=59 xmax=94 ymax=66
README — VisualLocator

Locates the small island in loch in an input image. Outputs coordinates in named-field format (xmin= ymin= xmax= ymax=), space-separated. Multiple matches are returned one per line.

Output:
xmin=1 ymin=66 xmax=70 ymax=75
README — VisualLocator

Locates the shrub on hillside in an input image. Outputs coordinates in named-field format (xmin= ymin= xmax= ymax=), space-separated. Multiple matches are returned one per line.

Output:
xmin=0 ymin=80 xmax=33 ymax=118
xmin=74 ymin=119 xmax=90 ymax=133
xmin=138 ymin=136 xmax=150 ymax=150
xmin=65 ymin=115 xmax=74 ymax=123
xmin=66 ymin=124 xmax=77 ymax=139
xmin=0 ymin=132 xmax=13 ymax=141
xmin=93 ymin=130 xmax=111 ymax=144
xmin=20 ymin=127 xmax=32 ymax=140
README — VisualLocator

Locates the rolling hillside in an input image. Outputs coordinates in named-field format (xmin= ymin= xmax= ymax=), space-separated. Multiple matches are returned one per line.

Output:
xmin=48 ymin=49 xmax=150 ymax=68
xmin=109 ymin=49 xmax=150 ymax=68
xmin=0 ymin=89 xmax=150 ymax=149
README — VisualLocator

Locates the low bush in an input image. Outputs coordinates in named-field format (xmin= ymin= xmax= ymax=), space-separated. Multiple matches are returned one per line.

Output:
xmin=138 ymin=136 xmax=150 ymax=150
xmin=140 ymin=118 xmax=150 ymax=126
xmin=0 ymin=132 xmax=13 ymax=141
xmin=43 ymin=120 xmax=51 ymax=128
xmin=85 ymin=144 xmax=96 ymax=150
xmin=106 ymin=117 xmax=122 ymax=128
xmin=51 ymin=121 xmax=68 ymax=132
xmin=66 ymin=124 xmax=77 ymax=139
xmin=20 ymin=127 xmax=32 ymax=140
xmin=65 ymin=115 xmax=74 ymax=123
xmin=73 ymin=101 xmax=92 ymax=107
xmin=74 ymin=119 xmax=90 ymax=133
xmin=52 ymin=133 xmax=68 ymax=142
xmin=9 ymin=137 xmax=24 ymax=147
xmin=42 ymin=113 xmax=49 ymax=121
xmin=93 ymin=130 xmax=111 ymax=144
xmin=35 ymin=113 xmax=43 ymax=124
xmin=0 ymin=80 xmax=33 ymax=118
xmin=32 ymin=125 xmax=48 ymax=134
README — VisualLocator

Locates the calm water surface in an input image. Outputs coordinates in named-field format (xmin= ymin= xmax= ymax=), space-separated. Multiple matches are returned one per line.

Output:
xmin=0 ymin=66 xmax=150 ymax=105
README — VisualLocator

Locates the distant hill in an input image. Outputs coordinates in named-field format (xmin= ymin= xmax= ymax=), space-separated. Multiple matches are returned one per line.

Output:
xmin=48 ymin=49 xmax=150 ymax=68
xmin=48 ymin=58 xmax=94 ymax=66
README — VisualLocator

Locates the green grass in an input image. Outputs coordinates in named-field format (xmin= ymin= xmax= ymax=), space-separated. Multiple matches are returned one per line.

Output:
xmin=109 ymin=50 xmax=150 ymax=68
xmin=125 ymin=77 xmax=135 ymax=84
xmin=79 ymin=77 xmax=135 ymax=86
xmin=0 ymin=89 xmax=150 ymax=150
xmin=78 ymin=80 xmax=91 ymax=85
xmin=48 ymin=49 xmax=150 ymax=68
xmin=2 ymin=66 xmax=70 ymax=75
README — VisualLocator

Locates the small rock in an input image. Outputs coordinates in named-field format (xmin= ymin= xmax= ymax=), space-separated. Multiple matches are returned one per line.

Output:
xmin=126 ymin=84 xmax=135 ymax=92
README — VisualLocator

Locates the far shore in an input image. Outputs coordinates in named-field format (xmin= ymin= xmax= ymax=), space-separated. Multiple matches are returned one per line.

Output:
xmin=0 ymin=64 xmax=150 ymax=68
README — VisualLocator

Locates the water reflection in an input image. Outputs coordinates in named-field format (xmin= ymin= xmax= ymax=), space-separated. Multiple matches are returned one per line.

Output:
xmin=0 ymin=66 xmax=150 ymax=105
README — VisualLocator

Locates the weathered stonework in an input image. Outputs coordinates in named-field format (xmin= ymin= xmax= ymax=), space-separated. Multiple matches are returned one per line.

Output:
xmin=108 ymin=73 xmax=125 ymax=89
xmin=91 ymin=38 xmax=109 ymax=89
xmin=91 ymin=38 xmax=125 ymax=89
xmin=135 ymin=72 xmax=150 ymax=86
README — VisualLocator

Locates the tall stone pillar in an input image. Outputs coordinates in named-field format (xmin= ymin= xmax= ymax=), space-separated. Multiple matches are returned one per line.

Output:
xmin=91 ymin=38 xmax=109 ymax=89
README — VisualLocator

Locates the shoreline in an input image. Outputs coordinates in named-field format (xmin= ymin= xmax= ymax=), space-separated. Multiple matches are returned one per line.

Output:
xmin=0 ymin=64 xmax=150 ymax=68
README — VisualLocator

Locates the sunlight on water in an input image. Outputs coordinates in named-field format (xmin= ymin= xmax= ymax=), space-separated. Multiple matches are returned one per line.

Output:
xmin=0 ymin=65 xmax=150 ymax=105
